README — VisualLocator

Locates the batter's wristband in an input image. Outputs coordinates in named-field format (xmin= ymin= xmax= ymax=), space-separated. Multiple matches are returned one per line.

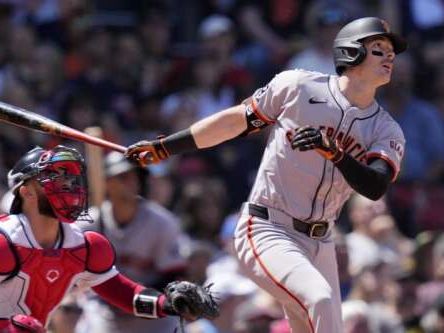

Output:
xmin=162 ymin=128 xmax=198 ymax=155
xmin=331 ymin=147 xmax=345 ymax=164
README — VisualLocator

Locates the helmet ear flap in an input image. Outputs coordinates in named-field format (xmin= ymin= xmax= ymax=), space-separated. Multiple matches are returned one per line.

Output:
xmin=334 ymin=42 xmax=367 ymax=74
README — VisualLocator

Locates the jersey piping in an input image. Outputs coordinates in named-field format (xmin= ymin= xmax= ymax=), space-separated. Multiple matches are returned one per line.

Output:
xmin=304 ymin=76 xmax=344 ymax=221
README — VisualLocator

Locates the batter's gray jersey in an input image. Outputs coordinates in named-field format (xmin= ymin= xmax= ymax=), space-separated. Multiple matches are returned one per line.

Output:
xmin=247 ymin=69 xmax=405 ymax=222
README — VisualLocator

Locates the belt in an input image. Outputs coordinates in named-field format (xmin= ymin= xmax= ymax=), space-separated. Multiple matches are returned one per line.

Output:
xmin=246 ymin=203 xmax=329 ymax=239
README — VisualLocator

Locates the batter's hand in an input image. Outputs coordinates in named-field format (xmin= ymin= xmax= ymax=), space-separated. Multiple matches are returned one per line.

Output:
xmin=291 ymin=126 xmax=344 ymax=163
xmin=125 ymin=137 xmax=170 ymax=167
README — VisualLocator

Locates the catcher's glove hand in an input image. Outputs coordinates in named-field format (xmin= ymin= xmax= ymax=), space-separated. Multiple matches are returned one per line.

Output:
xmin=291 ymin=126 xmax=344 ymax=163
xmin=162 ymin=281 xmax=219 ymax=322
xmin=125 ymin=136 xmax=169 ymax=167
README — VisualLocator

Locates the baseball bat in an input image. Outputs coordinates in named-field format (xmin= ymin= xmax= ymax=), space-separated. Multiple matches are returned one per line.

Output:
xmin=0 ymin=101 xmax=126 ymax=153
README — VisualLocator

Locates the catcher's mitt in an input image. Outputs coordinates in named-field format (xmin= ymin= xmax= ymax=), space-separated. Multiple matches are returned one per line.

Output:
xmin=162 ymin=281 xmax=219 ymax=322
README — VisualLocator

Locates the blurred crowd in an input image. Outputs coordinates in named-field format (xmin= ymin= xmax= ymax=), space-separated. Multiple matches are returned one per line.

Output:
xmin=0 ymin=0 xmax=444 ymax=332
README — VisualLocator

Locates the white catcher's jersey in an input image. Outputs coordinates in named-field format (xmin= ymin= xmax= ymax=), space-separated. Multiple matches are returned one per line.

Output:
xmin=0 ymin=215 xmax=118 ymax=324
xmin=247 ymin=69 xmax=405 ymax=222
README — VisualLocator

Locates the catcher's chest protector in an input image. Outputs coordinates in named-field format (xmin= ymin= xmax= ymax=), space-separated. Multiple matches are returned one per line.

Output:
xmin=14 ymin=245 xmax=87 ymax=324
xmin=0 ymin=215 xmax=117 ymax=327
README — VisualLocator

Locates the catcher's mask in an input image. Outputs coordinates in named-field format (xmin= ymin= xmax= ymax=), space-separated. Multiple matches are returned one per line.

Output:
xmin=7 ymin=145 xmax=88 ymax=223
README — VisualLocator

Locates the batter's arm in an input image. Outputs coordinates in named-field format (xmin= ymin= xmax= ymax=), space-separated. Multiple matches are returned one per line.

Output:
xmin=191 ymin=104 xmax=247 ymax=148
xmin=290 ymin=126 xmax=393 ymax=200
xmin=335 ymin=155 xmax=392 ymax=200
xmin=126 ymin=104 xmax=247 ymax=165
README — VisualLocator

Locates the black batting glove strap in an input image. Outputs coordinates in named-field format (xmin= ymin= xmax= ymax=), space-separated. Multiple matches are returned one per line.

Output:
xmin=153 ymin=137 xmax=170 ymax=159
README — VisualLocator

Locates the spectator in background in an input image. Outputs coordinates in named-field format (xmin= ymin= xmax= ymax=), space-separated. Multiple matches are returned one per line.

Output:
xmin=367 ymin=214 xmax=414 ymax=271
xmin=138 ymin=3 xmax=189 ymax=97
xmin=198 ymin=14 xmax=254 ymax=101
xmin=32 ymin=44 xmax=65 ymax=120
xmin=176 ymin=177 xmax=228 ymax=244
xmin=269 ymin=319 xmax=291 ymax=333
xmin=186 ymin=272 xmax=258 ymax=333
xmin=146 ymin=162 xmax=176 ymax=210
xmin=381 ymin=52 xmax=444 ymax=183
xmin=421 ymin=293 xmax=444 ymax=333
xmin=413 ymin=232 xmax=440 ymax=283
xmin=387 ymin=267 xmax=422 ymax=332
xmin=341 ymin=300 xmax=372 ymax=333
xmin=235 ymin=0 xmax=312 ymax=84
xmin=1 ymin=24 xmax=37 ymax=93
xmin=77 ymin=152 xmax=189 ymax=333
xmin=60 ymin=27 xmax=115 ymax=110
xmin=107 ymin=33 xmax=144 ymax=129
xmin=399 ymin=0 xmax=444 ymax=99
xmin=161 ymin=50 xmax=236 ymax=132
xmin=333 ymin=228 xmax=353 ymax=300
xmin=345 ymin=194 xmax=387 ymax=276
xmin=0 ymin=2 xmax=14 ymax=83
xmin=125 ymin=93 xmax=169 ymax=147
xmin=235 ymin=291 xmax=283 ymax=333
xmin=347 ymin=262 xmax=405 ymax=332
xmin=416 ymin=234 xmax=444 ymax=315
xmin=286 ymin=1 xmax=350 ymax=74
xmin=59 ymin=91 xmax=98 ymax=132
xmin=182 ymin=239 xmax=216 ymax=285
xmin=431 ymin=64 xmax=444 ymax=180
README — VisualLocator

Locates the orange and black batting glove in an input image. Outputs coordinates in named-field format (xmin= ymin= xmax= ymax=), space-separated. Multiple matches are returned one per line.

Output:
xmin=291 ymin=126 xmax=344 ymax=163
xmin=125 ymin=136 xmax=170 ymax=167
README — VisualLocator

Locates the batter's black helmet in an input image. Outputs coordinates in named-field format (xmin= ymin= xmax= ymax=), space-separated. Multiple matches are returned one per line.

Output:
xmin=333 ymin=17 xmax=407 ymax=74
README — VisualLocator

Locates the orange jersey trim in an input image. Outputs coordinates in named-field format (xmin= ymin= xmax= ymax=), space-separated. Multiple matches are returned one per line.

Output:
xmin=366 ymin=152 xmax=399 ymax=182
xmin=247 ymin=216 xmax=315 ymax=333
xmin=251 ymin=99 xmax=275 ymax=125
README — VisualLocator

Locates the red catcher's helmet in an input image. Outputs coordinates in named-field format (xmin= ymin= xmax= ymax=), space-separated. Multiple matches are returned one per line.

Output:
xmin=7 ymin=145 xmax=88 ymax=223
xmin=333 ymin=17 xmax=407 ymax=74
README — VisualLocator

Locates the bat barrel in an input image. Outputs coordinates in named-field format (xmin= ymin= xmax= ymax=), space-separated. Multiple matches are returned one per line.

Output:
xmin=60 ymin=128 xmax=126 ymax=153
xmin=0 ymin=100 xmax=127 ymax=153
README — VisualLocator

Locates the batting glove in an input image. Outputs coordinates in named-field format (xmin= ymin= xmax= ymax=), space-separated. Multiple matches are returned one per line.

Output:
xmin=125 ymin=136 xmax=169 ymax=167
xmin=291 ymin=126 xmax=344 ymax=163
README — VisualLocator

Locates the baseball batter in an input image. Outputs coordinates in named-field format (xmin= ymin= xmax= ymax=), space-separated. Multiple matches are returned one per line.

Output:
xmin=126 ymin=17 xmax=407 ymax=333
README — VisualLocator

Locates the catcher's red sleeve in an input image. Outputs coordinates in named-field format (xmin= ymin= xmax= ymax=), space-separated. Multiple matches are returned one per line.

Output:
xmin=0 ymin=232 xmax=17 ymax=275
xmin=93 ymin=273 xmax=145 ymax=313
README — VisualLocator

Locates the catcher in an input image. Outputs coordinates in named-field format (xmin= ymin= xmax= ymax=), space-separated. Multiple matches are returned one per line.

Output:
xmin=0 ymin=145 xmax=219 ymax=331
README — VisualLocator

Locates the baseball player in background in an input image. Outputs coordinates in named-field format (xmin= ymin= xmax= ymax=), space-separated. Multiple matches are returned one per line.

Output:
xmin=0 ymin=145 xmax=217 ymax=331
xmin=76 ymin=151 xmax=189 ymax=333
xmin=126 ymin=17 xmax=407 ymax=333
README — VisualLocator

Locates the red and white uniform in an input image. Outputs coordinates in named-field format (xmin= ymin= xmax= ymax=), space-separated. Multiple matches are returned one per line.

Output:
xmin=0 ymin=214 xmax=118 ymax=328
